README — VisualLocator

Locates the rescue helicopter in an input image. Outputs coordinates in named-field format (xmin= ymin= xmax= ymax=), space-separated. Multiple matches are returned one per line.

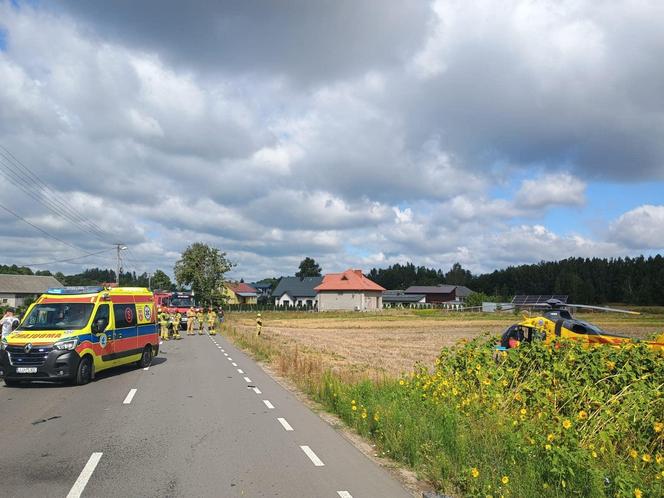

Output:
xmin=498 ymin=299 xmax=664 ymax=353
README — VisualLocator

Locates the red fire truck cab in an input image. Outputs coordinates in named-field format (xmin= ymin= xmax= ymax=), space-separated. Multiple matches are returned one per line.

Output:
xmin=153 ymin=291 xmax=196 ymax=330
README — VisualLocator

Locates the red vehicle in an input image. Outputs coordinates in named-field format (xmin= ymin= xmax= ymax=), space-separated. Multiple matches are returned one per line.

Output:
xmin=153 ymin=291 xmax=196 ymax=330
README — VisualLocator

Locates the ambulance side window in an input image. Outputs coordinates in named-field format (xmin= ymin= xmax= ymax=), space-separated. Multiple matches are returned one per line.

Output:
xmin=113 ymin=304 xmax=137 ymax=328
xmin=92 ymin=305 xmax=110 ymax=332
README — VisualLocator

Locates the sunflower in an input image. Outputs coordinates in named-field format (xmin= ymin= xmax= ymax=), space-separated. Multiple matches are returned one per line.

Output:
xmin=501 ymin=476 xmax=509 ymax=485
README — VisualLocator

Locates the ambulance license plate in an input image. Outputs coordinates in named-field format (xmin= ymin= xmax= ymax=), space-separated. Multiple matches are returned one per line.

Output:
xmin=16 ymin=367 xmax=37 ymax=374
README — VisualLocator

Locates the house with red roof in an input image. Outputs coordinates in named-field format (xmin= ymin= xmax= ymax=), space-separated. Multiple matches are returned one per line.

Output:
xmin=223 ymin=282 xmax=258 ymax=305
xmin=314 ymin=269 xmax=385 ymax=311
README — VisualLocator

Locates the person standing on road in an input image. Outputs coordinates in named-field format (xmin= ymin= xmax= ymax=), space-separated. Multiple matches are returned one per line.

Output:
xmin=173 ymin=311 xmax=182 ymax=340
xmin=256 ymin=312 xmax=263 ymax=336
xmin=197 ymin=308 xmax=206 ymax=335
xmin=207 ymin=307 xmax=217 ymax=335
xmin=1 ymin=308 xmax=19 ymax=339
xmin=186 ymin=306 xmax=196 ymax=336
xmin=158 ymin=308 xmax=170 ymax=342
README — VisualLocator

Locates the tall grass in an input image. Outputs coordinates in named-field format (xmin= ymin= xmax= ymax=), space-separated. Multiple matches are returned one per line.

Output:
xmin=221 ymin=324 xmax=663 ymax=497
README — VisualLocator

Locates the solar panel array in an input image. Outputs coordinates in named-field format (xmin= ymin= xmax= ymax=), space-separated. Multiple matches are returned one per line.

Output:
xmin=511 ymin=295 xmax=568 ymax=305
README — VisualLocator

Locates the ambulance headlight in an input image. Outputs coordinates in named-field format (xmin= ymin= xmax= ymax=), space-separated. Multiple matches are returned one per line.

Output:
xmin=53 ymin=338 xmax=78 ymax=351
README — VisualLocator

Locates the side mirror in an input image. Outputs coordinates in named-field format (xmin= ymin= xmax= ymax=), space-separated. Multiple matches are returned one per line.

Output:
xmin=92 ymin=319 xmax=107 ymax=334
xmin=11 ymin=319 xmax=20 ymax=331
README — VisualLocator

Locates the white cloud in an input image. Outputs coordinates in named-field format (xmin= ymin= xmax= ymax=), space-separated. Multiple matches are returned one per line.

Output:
xmin=609 ymin=205 xmax=664 ymax=249
xmin=515 ymin=172 xmax=586 ymax=209
xmin=0 ymin=2 xmax=663 ymax=281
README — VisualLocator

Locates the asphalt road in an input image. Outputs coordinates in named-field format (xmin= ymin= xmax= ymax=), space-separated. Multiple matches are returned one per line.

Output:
xmin=0 ymin=331 xmax=412 ymax=498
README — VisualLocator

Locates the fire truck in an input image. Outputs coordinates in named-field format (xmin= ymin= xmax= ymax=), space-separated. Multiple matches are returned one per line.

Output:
xmin=153 ymin=291 xmax=197 ymax=330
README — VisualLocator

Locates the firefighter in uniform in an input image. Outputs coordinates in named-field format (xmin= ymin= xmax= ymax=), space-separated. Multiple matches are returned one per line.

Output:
xmin=186 ymin=306 xmax=196 ymax=335
xmin=197 ymin=308 xmax=206 ymax=335
xmin=173 ymin=311 xmax=182 ymax=340
xmin=158 ymin=308 xmax=170 ymax=341
xmin=207 ymin=307 xmax=217 ymax=335
xmin=168 ymin=311 xmax=177 ymax=340
xmin=256 ymin=312 xmax=263 ymax=336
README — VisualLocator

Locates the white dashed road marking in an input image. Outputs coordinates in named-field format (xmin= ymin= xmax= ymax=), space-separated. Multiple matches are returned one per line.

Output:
xmin=227 ymin=358 xmax=233 ymax=361
xmin=277 ymin=417 xmax=294 ymax=431
xmin=224 ymin=353 xmax=228 ymax=356
xmin=337 ymin=492 xmax=353 ymax=498
xmin=66 ymin=452 xmax=103 ymax=498
xmin=243 ymin=376 xmax=252 ymax=383
xmin=232 ymin=362 xmax=237 ymax=366
xmin=123 ymin=388 xmax=137 ymax=405
xmin=300 ymin=446 xmax=325 ymax=467
xmin=252 ymin=387 xmax=262 ymax=394
xmin=237 ymin=369 xmax=244 ymax=374
xmin=263 ymin=400 xmax=275 ymax=409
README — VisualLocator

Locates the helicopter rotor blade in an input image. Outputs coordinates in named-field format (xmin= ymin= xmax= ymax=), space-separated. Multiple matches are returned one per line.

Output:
xmin=565 ymin=303 xmax=640 ymax=315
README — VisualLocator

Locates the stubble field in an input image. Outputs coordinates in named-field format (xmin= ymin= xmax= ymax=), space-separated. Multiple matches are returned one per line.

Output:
xmin=227 ymin=309 xmax=664 ymax=378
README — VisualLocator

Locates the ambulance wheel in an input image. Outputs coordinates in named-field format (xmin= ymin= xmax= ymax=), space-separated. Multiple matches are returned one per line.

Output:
xmin=75 ymin=356 xmax=93 ymax=385
xmin=137 ymin=345 xmax=153 ymax=368
xmin=4 ymin=378 xmax=20 ymax=387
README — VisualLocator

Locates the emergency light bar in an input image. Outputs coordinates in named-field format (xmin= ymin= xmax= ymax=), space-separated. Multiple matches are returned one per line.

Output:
xmin=46 ymin=286 xmax=105 ymax=295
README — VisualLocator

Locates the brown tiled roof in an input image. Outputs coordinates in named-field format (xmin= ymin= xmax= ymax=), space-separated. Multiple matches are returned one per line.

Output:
xmin=315 ymin=269 xmax=385 ymax=292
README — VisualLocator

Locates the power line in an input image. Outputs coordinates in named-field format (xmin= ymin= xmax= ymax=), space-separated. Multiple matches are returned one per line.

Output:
xmin=16 ymin=248 xmax=114 ymax=267
xmin=0 ymin=145 xmax=111 ymax=239
xmin=0 ymin=147 xmax=112 ymax=243
xmin=0 ymin=201 xmax=83 ymax=251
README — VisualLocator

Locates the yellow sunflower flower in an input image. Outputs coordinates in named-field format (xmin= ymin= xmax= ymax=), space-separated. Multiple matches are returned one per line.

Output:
xmin=471 ymin=467 xmax=480 ymax=478
xmin=562 ymin=419 xmax=572 ymax=430
xmin=578 ymin=410 xmax=588 ymax=420
xmin=642 ymin=454 xmax=652 ymax=463
xmin=501 ymin=476 xmax=509 ymax=485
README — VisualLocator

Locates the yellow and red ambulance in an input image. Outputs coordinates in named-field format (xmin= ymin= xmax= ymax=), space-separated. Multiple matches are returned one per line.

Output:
xmin=0 ymin=286 xmax=159 ymax=386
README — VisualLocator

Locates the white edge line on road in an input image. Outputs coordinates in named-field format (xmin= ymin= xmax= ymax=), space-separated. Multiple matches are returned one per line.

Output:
xmin=277 ymin=417 xmax=294 ymax=431
xmin=263 ymin=399 xmax=274 ymax=409
xmin=66 ymin=452 xmax=103 ymax=498
xmin=337 ymin=492 xmax=353 ymax=498
xmin=300 ymin=445 xmax=324 ymax=467
xmin=243 ymin=376 xmax=252 ymax=383
xmin=253 ymin=387 xmax=262 ymax=394
xmin=123 ymin=388 xmax=137 ymax=405
xmin=237 ymin=369 xmax=244 ymax=374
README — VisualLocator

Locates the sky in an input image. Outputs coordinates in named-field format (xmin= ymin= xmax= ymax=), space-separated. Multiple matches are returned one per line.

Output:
xmin=0 ymin=0 xmax=663 ymax=282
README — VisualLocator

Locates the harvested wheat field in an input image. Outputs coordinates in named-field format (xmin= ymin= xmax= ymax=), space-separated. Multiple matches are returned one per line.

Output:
xmin=226 ymin=310 xmax=664 ymax=378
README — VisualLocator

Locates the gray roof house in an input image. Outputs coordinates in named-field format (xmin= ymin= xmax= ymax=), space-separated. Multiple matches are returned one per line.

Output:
xmin=382 ymin=290 xmax=426 ymax=307
xmin=404 ymin=284 xmax=474 ymax=304
xmin=0 ymin=274 xmax=63 ymax=307
xmin=273 ymin=276 xmax=323 ymax=307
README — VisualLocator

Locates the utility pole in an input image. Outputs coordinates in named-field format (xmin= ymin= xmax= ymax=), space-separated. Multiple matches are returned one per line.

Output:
xmin=115 ymin=244 xmax=127 ymax=285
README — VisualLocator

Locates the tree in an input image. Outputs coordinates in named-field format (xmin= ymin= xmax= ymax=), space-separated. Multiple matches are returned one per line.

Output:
xmin=296 ymin=257 xmax=322 ymax=278
xmin=174 ymin=243 xmax=234 ymax=305
xmin=151 ymin=269 xmax=174 ymax=291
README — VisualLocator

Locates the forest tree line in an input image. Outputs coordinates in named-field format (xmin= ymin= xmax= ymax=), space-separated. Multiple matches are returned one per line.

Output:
xmin=368 ymin=256 xmax=664 ymax=305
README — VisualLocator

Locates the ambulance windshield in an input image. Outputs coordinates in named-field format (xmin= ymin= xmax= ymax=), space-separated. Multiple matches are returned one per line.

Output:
xmin=18 ymin=303 xmax=95 ymax=331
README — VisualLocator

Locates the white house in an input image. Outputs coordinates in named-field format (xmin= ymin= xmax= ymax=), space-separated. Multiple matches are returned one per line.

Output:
xmin=314 ymin=269 xmax=385 ymax=311
xmin=272 ymin=276 xmax=322 ymax=308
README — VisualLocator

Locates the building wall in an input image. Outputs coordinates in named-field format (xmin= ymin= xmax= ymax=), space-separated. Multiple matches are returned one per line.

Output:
xmin=239 ymin=295 xmax=258 ymax=305
xmin=318 ymin=291 xmax=383 ymax=311
xmin=0 ymin=293 xmax=31 ymax=307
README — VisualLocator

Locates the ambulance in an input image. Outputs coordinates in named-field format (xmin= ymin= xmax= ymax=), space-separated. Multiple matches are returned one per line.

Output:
xmin=0 ymin=286 xmax=159 ymax=386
